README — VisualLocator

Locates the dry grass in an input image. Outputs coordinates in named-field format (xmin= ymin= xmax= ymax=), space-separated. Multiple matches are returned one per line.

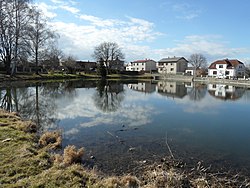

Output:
xmin=39 ymin=131 xmax=62 ymax=149
xmin=63 ymin=145 xmax=85 ymax=165
xmin=100 ymin=175 xmax=140 ymax=188
xmin=121 ymin=175 xmax=140 ymax=188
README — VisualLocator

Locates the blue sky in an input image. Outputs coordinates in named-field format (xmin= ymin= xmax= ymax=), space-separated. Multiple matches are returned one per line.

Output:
xmin=35 ymin=0 xmax=250 ymax=64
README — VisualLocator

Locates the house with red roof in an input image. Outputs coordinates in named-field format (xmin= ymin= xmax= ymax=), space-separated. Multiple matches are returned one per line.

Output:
xmin=126 ymin=59 xmax=156 ymax=72
xmin=208 ymin=59 xmax=246 ymax=79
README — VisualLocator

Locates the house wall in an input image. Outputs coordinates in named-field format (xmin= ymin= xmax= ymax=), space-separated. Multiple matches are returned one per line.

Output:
xmin=158 ymin=59 xmax=188 ymax=74
xmin=145 ymin=61 xmax=156 ymax=71
xmin=158 ymin=62 xmax=177 ymax=74
xmin=235 ymin=64 xmax=245 ymax=77
xmin=208 ymin=64 xmax=236 ymax=78
xmin=126 ymin=60 xmax=156 ymax=71
xmin=177 ymin=59 xmax=188 ymax=72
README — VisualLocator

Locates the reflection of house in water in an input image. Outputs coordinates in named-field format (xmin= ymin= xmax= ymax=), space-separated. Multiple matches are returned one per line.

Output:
xmin=128 ymin=82 xmax=156 ymax=93
xmin=208 ymin=84 xmax=245 ymax=100
xmin=157 ymin=81 xmax=187 ymax=98
xmin=185 ymin=82 xmax=193 ymax=88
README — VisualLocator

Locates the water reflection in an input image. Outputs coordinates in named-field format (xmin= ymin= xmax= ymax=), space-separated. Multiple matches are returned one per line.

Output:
xmin=157 ymin=81 xmax=187 ymax=98
xmin=187 ymin=83 xmax=206 ymax=101
xmin=128 ymin=82 xmax=156 ymax=93
xmin=207 ymin=84 xmax=245 ymax=100
xmin=1 ymin=80 xmax=250 ymax=176
xmin=94 ymin=80 xmax=124 ymax=112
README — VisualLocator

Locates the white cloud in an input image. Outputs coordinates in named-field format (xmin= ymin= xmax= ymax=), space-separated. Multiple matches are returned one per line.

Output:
xmin=79 ymin=14 xmax=117 ymax=27
xmin=36 ymin=2 xmax=57 ymax=18
xmin=172 ymin=3 xmax=201 ymax=20
xmin=50 ymin=0 xmax=63 ymax=4
xmin=38 ymin=1 xmax=249 ymax=62
xmin=60 ymin=5 xmax=80 ymax=14
xmin=154 ymin=35 xmax=250 ymax=62
xmin=50 ymin=16 xmax=161 ymax=60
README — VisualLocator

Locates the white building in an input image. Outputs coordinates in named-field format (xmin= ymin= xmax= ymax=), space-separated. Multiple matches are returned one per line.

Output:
xmin=208 ymin=59 xmax=245 ymax=79
xmin=126 ymin=59 xmax=157 ymax=72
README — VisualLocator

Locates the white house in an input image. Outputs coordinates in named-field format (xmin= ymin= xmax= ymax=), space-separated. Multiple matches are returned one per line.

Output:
xmin=126 ymin=59 xmax=156 ymax=72
xmin=157 ymin=57 xmax=188 ymax=74
xmin=208 ymin=59 xmax=245 ymax=78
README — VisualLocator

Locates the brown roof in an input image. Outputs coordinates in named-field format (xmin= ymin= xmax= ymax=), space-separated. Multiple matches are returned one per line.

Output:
xmin=208 ymin=59 xmax=243 ymax=69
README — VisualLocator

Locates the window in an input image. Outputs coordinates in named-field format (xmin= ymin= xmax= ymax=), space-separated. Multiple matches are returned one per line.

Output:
xmin=225 ymin=71 xmax=229 ymax=75
xmin=213 ymin=71 xmax=217 ymax=75
xmin=170 ymin=68 xmax=174 ymax=71
xmin=142 ymin=68 xmax=144 ymax=71
xmin=171 ymin=63 xmax=173 ymax=65
xmin=212 ymin=84 xmax=216 ymax=88
xmin=219 ymin=65 xmax=223 ymax=68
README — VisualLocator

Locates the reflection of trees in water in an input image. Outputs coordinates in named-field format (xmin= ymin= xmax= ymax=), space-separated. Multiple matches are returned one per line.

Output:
xmin=187 ymin=83 xmax=206 ymax=101
xmin=93 ymin=80 xmax=125 ymax=112
xmin=0 ymin=87 xmax=19 ymax=112
xmin=0 ymin=81 xmax=78 ymax=131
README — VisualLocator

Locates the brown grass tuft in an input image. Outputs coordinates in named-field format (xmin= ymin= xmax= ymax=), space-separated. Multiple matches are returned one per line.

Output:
xmin=39 ymin=131 xmax=62 ymax=149
xmin=53 ymin=154 xmax=63 ymax=164
xmin=63 ymin=145 xmax=84 ymax=165
xmin=18 ymin=121 xmax=37 ymax=133
xmin=121 ymin=175 xmax=140 ymax=188
xmin=102 ymin=177 xmax=121 ymax=188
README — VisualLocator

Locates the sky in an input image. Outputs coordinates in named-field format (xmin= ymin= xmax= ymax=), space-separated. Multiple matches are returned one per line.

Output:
xmin=34 ymin=0 xmax=250 ymax=64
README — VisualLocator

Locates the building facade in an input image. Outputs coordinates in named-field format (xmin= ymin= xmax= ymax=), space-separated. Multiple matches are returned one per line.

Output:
xmin=208 ymin=59 xmax=245 ymax=78
xmin=157 ymin=57 xmax=188 ymax=74
xmin=126 ymin=59 xmax=157 ymax=72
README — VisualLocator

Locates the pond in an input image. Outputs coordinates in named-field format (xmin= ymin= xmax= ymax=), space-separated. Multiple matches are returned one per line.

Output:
xmin=1 ymin=80 xmax=250 ymax=176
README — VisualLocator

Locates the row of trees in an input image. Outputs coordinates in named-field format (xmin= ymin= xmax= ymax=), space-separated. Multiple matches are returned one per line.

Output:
xmin=0 ymin=0 xmax=58 ymax=75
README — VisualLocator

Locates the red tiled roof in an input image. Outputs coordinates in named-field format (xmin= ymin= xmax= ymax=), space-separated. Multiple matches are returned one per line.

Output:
xmin=208 ymin=59 xmax=243 ymax=69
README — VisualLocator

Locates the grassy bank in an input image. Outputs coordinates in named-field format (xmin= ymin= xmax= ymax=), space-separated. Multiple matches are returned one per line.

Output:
xmin=0 ymin=110 xmax=249 ymax=187
xmin=0 ymin=73 xmax=153 ymax=83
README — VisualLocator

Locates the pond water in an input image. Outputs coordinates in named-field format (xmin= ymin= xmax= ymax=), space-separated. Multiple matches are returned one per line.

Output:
xmin=1 ymin=80 xmax=250 ymax=176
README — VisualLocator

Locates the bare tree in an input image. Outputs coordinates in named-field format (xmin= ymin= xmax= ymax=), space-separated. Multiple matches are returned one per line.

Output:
xmin=92 ymin=42 xmax=125 ymax=74
xmin=26 ymin=7 xmax=56 ymax=74
xmin=61 ymin=55 xmax=80 ymax=74
xmin=0 ymin=0 xmax=31 ymax=75
xmin=41 ymin=41 xmax=62 ymax=71
xmin=188 ymin=53 xmax=207 ymax=77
